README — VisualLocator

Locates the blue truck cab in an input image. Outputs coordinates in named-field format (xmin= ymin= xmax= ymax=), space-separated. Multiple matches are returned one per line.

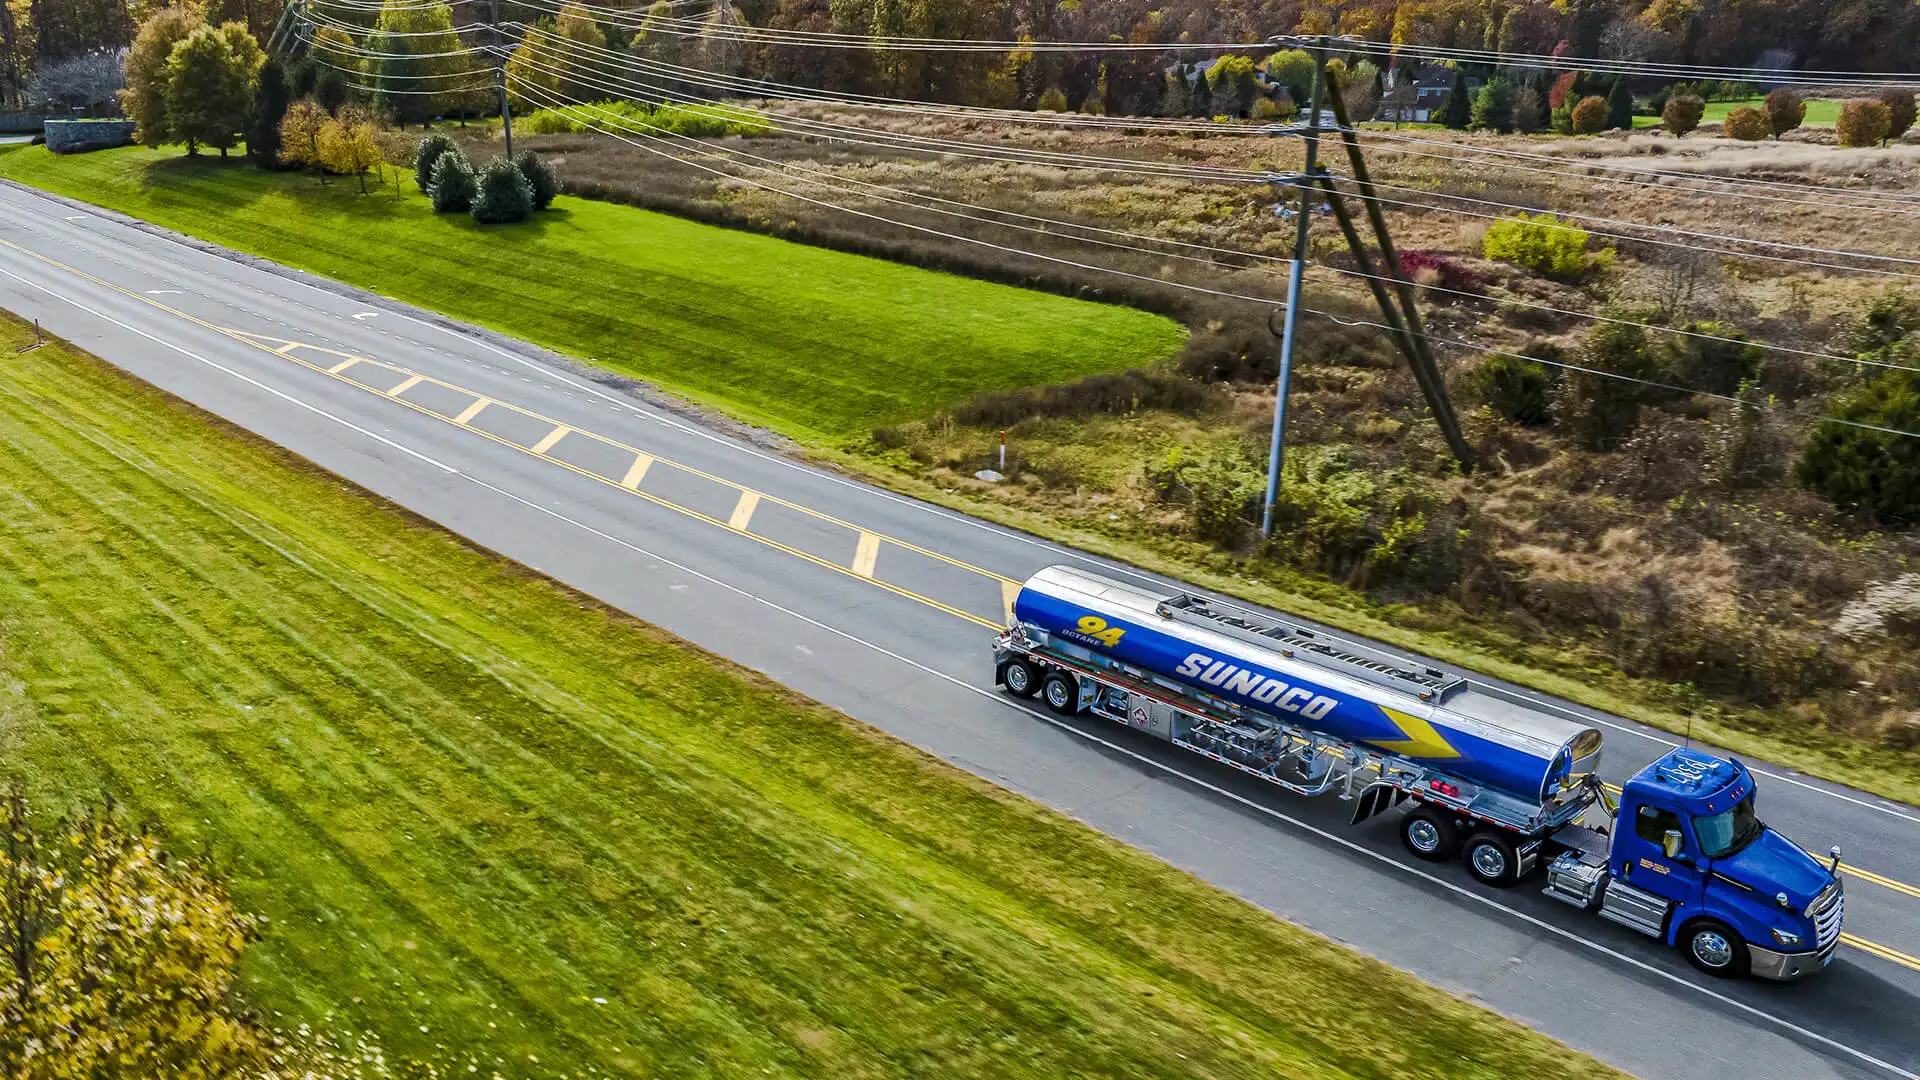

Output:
xmin=1549 ymin=748 xmax=1844 ymax=979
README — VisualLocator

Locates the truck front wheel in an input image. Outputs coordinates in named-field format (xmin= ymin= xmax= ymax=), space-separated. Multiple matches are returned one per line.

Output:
xmin=1400 ymin=808 xmax=1461 ymax=861
xmin=1682 ymin=919 xmax=1752 ymax=979
xmin=1462 ymin=831 xmax=1521 ymax=888
xmin=1002 ymin=659 xmax=1040 ymax=698
xmin=1041 ymin=673 xmax=1082 ymax=715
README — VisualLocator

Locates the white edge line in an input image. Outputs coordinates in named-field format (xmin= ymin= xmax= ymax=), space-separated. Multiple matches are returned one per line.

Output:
xmin=455 ymin=467 xmax=1918 ymax=1080
xmin=0 ymin=263 xmax=459 ymax=476
xmin=2 ymin=225 xmax=1910 ymax=1077
xmin=7 ymin=184 xmax=1917 ymax=829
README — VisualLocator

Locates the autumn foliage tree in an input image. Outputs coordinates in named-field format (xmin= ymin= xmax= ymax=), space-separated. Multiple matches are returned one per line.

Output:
xmin=1724 ymin=104 xmax=1770 ymax=140
xmin=0 ymin=795 xmax=273 ymax=1080
xmin=1837 ymin=98 xmax=1892 ymax=147
xmin=1570 ymin=94 xmax=1608 ymax=133
xmin=1879 ymin=88 xmax=1917 ymax=143
xmin=1661 ymin=93 xmax=1703 ymax=135
xmin=318 ymin=107 xmax=384 ymax=191
xmin=1763 ymin=89 xmax=1805 ymax=138
xmin=119 ymin=6 xmax=204 ymax=147
xmin=276 ymin=97 xmax=329 ymax=172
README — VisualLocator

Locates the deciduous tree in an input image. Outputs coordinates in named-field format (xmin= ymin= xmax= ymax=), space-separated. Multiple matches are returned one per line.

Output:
xmin=164 ymin=21 xmax=261 ymax=157
xmin=1878 ymin=88 xmax=1916 ymax=144
xmin=368 ymin=0 xmax=467 ymax=126
xmin=1723 ymin=104 xmax=1770 ymax=140
xmin=1763 ymin=88 xmax=1804 ymax=138
xmin=1661 ymin=93 xmax=1702 ymax=135
xmin=1836 ymin=98 xmax=1891 ymax=148
xmin=118 ymin=6 xmax=202 ymax=147
xmin=0 ymin=795 xmax=271 ymax=1080
xmin=277 ymin=96 xmax=328 ymax=171
xmin=318 ymin=109 xmax=382 ymax=191
xmin=1570 ymin=93 xmax=1608 ymax=133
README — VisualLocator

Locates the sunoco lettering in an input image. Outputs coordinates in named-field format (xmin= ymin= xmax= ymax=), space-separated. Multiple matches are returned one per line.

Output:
xmin=1174 ymin=652 xmax=1338 ymax=721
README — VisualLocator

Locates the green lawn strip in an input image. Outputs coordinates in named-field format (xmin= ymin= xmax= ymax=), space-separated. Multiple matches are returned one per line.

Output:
xmin=0 ymin=146 xmax=1183 ymax=444
xmin=0 ymin=312 xmax=1618 ymax=1078
xmin=1633 ymin=96 xmax=1844 ymax=128
xmin=817 ymin=448 xmax=1920 ymax=807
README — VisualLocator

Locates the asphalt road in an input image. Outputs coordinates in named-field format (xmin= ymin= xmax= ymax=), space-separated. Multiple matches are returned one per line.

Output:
xmin=1 ymin=180 xmax=1916 ymax=1080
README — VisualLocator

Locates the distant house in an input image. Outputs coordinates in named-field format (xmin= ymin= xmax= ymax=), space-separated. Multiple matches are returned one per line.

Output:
xmin=1379 ymin=66 xmax=1479 ymax=124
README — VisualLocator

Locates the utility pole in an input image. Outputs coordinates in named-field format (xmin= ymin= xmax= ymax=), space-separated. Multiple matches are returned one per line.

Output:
xmin=491 ymin=0 xmax=513 ymax=158
xmin=1260 ymin=38 xmax=1328 ymax=537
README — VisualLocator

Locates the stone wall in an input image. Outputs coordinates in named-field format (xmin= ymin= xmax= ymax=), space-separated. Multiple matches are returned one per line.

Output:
xmin=0 ymin=114 xmax=50 ymax=135
xmin=44 ymin=119 xmax=135 ymax=154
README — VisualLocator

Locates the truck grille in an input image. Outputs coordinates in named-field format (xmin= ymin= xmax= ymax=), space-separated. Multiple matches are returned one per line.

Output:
xmin=1808 ymin=881 xmax=1844 ymax=950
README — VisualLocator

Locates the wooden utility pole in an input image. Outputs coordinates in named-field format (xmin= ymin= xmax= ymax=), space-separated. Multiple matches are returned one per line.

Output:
xmin=1322 ymin=67 xmax=1474 ymax=472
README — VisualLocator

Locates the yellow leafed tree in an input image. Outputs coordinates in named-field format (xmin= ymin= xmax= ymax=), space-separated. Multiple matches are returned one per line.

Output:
xmin=0 ymin=795 xmax=270 ymax=1080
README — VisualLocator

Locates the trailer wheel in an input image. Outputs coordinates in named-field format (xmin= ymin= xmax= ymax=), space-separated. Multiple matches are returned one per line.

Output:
xmin=1462 ymin=831 xmax=1521 ymax=888
xmin=1681 ymin=919 xmax=1751 ymax=979
xmin=1400 ymin=808 xmax=1461 ymax=861
xmin=1041 ymin=673 xmax=1082 ymax=715
xmin=1002 ymin=659 xmax=1040 ymax=698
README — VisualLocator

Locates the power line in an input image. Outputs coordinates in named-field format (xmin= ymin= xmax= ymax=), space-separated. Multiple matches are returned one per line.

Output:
xmin=476 ymin=30 xmax=1920 ymax=376
xmin=504 ymin=77 xmax=1920 ymax=445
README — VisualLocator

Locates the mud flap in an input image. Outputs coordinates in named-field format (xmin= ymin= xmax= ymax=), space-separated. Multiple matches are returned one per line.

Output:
xmin=1350 ymin=782 xmax=1408 ymax=826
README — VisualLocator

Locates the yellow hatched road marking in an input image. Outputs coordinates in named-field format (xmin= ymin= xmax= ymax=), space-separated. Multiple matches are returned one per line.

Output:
xmin=274 ymin=342 xmax=300 ymax=354
xmin=531 ymin=425 xmax=570 ymax=454
xmin=454 ymin=397 xmax=491 ymax=424
xmin=387 ymin=374 xmax=423 ymax=398
xmin=1842 ymin=933 xmax=1920 ymax=973
xmin=852 ymin=532 xmax=881 ymax=577
xmin=620 ymin=453 xmax=653 ymax=490
xmin=0 ymin=235 xmax=1017 ymax=634
xmin=728 ymin=490 xmax=760 ymax=531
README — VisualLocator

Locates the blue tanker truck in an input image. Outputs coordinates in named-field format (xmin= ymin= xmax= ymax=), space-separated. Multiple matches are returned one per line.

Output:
xmin=993 ymin=565 xmax=1845 ymax=980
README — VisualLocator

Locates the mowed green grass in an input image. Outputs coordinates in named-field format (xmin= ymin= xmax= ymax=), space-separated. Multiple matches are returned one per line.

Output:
xmin=0 ymin=145 xmax=1183 ymax=443
xmin=1633 ymin=96 xmax=1844 ymax=128
xmin=0 ymin=312 xmax=1620 ymax=1077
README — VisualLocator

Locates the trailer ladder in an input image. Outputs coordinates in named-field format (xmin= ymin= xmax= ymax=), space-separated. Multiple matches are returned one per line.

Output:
xmin=1155 ymin=592 xmax=1464 ymax=702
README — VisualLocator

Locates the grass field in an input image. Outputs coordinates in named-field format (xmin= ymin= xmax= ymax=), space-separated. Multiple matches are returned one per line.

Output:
xmin=1633 ymin=95 xmax=1844 ymax=128
xmin=0 ymin=145 xmax=1183 ymax=443
xmin=0 ymin=310 xmax=1620 ymax=1076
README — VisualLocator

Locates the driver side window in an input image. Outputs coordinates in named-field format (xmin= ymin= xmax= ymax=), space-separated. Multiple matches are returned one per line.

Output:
xmin=1634 ymin=805 xmax=1683 ymax=847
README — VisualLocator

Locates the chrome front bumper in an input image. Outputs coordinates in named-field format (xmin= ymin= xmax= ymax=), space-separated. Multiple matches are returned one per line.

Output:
xmin=1749 ymin=940 xmax=1838 ymax=981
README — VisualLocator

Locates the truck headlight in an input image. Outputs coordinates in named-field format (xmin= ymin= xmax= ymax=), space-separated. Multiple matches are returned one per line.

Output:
xmin=1771 ymin=929 xmax=1803 ymax=947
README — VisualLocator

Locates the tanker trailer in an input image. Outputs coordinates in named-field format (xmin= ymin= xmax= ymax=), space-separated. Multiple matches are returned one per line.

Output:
xmin=992 ymin=565 xmax=1843 ymax=979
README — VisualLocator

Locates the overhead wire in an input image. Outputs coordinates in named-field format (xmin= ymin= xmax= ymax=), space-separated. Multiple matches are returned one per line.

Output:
xmin=484 ymin=25 xmax=1920 ymax=373
xmin=317 ymin=23 xmax=1920 ymax=441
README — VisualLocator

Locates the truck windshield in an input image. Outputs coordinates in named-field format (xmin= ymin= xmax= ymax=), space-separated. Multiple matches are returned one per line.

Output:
xmin=1694 ymin=796 xmax=1764 ymax=858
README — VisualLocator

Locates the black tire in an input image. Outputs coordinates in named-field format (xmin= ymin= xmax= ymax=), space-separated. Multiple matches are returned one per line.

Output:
xmin=1002 ymin=658 xmax=1040 ymax=698
xmin=1462 ymin=830 xmax=1522 ymax=888
xmin=1041 ymin=673 xmax=1081 ymax=715
xmin=1682 ymin=919 xmax=1751 ymax=979
xmin=1400 ymin=808 xmax=1461 ymax=862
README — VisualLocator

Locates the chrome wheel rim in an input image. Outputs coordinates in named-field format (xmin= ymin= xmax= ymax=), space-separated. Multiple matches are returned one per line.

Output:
xmin=1006 ymin=664 xmax=1030 ymax=693
xmin=1045 ymin=680 xmax=1072 ymax=709
xmin=1692 ymin=930 xmax=1734 ymax=969
xmin=1407 ymin=819 xmax=1442 ymax=853
xmin=1471 ymin=843 xmax=1508 ymax=880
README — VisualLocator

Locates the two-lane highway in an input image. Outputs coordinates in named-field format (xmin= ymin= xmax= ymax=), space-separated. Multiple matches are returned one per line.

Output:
xmin=1 ymin=180 xmax=1916 ymax=1080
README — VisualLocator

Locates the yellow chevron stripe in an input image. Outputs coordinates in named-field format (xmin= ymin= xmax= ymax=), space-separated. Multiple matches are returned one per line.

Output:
xmin=1373 ymin=707 xmax=1462 ymax=760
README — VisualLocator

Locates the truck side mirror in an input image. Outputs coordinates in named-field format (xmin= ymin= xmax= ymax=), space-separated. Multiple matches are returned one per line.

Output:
xmin=1662 ymin=829 xmax=1684 ymax=860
